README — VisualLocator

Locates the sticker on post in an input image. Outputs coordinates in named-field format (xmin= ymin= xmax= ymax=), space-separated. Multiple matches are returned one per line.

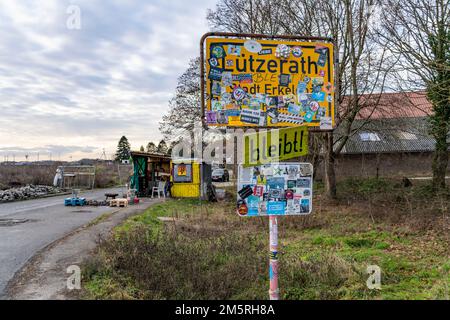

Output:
xmin=236 ymin=163 xmax=313 ymax=216
xmin=320 ymin=117 xmax=333 ymax=130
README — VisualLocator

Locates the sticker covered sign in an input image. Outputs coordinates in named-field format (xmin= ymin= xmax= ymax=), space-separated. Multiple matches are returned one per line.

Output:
xmin=236 ymin=163 xmax=313 ymax=216
xmin=203 ymin=36 xmax=335 ymax=129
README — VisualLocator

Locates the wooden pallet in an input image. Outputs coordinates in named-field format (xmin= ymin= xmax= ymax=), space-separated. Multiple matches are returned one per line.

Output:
xmin=110 ymin=198 xmax=128 ymax=207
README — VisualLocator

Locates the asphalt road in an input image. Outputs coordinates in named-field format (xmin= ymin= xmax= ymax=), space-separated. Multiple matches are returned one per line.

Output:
xmin=0 ymin=187 xmax=125 ymax=299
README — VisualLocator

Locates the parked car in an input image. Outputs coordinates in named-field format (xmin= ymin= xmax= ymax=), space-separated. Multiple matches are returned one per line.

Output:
xmin=212 ymin=168 xmax=229 ymax=182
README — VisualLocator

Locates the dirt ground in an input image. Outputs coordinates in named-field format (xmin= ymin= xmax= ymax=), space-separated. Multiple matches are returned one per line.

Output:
xmin=6 ymin=198 xmax=164 ymax=300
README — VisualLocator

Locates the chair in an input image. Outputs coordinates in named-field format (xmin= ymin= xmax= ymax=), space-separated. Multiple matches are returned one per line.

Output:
xmin=152 ymin=181 xmax=166 ymax=198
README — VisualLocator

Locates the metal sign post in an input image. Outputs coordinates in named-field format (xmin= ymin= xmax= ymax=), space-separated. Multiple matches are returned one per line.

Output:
xmin=236 ymin=162 xmax=314 ymax=299
xmin=200 ymin=32 xmax=335 ymax=301
xmin=269 ymin=215 xmax=279 ymax=300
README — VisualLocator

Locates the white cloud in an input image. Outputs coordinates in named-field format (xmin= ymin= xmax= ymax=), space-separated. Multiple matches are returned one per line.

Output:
xmin=0 ymin=0 xmax=212 ymax=161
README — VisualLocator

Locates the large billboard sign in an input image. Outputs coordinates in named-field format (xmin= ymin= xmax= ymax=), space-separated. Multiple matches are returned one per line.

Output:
xmin=201 ymin=34 xmax=335 ymax=130
xmin=236 ymin=163 xmax=313 ymax=216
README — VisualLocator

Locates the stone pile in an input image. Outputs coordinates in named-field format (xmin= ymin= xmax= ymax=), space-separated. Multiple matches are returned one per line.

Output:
xmin=0 ymin=185 xmax=61 ymax=202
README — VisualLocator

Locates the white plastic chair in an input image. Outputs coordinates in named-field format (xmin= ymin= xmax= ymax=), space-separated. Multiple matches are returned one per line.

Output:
xmin=152 ymin=181 xmax=166 ymax=198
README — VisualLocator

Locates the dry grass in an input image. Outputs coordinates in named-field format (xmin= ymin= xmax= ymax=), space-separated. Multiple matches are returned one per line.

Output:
xmin=0 ymin=163 xmax=123 ymax=189
xmin=81 ymin=179 xmax=450 ymax=300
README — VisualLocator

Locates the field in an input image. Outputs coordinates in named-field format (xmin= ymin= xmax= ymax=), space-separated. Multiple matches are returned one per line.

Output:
xmin=81 ymin=178 xmax=450 ymax=300
xmin=0 ymin=163 xmax=128 ymax=190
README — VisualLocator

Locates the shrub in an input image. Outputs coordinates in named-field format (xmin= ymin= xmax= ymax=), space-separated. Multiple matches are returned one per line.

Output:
xmin=84 ymin=225 xmax=266 ymax=300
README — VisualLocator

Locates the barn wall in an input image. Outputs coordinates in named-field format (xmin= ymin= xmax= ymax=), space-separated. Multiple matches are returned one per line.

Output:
xmin=314 ymin=152 xmax=449 ymax=181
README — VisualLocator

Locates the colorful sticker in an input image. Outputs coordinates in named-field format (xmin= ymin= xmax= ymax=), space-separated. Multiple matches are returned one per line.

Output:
xmin=211 ymin=45 xmax=225 ymax=59
xmin=317 ymin=107 xmax=326 ymax=118
xmin=267 ymin=201 xmax=286 ymax=215
xmin=287 ymin=180 xmax=296 ymax=189
xmin=232 ymin=86 xmax=247 ymax=101
xmin=304 ymin=111 xmax=314 ymax=123
xmin=258 ymin=48 xmax=272 ymax=55
xmin=240 ymin=109 xmax=266 ymax=125
xmin=312 ymin=91 xmax=326 ymax=102
xmin=244 ymin=40 xmax=262 ymax=53
xmin=320 ymin=117 xmax=333 ymax=130
xmin=208 ymin=68 xmax=222 ymax=81
xmin=211 ymin=99 xmax=224 ymax=111
xmin=239 ymin=73 xmax=253 ymax=84
xmin=297 ymin=81 xmax=307 ymax=95
xmin=288 ymin=103 xmax=301 ymax=115
xmin=275 ymin=44 xmax=290 ymax=59
xmin=249 ymin=98 xmax=260 ymax=109
xmin=211 ymin=81 xmax=222 ymax=96
xmin=300 ymin=199 xmax=310 ymax=213
xmin=217 ymin=110 xmax=228 ymax=124
xmin=278 ymin=113 xmax=304 ymax=125
xmin=209 ymin=57 xmax=218 ymax=67
xmin=312 ymin=77 xmax=324 ymax=86
xmin=253 ymin=185 xmax=264 ymax=197
xmin=221 ymin=92 xmax=232 ymax=104
xmin=267 ymin=177 xmax=285 ymax=190
xmin=206 ymin=39 xmax=334 ymax=129
xmin=247 ymin=195 xmax=260 ymax=216
xmin=292 ymin=46 xmax=303 ymax=57
xmin=238 ymin=185 xmax=253 ymax=199
xmin=310 ymin=101 xmax=320 ymax=112
xmin=206 ymin=111 xmax=217 ymax=124
xmin=279 ymin=74 xmax=291 ymax=87
xmin=221 ymin=72 xmax=233 ymax=87
xmin=296 ymin=177 xmax=311 ymax=188
xmin=324 ymin=82 xmax=334 ymax=94
xmin=228 ymin=45 xmax=242 ymax=56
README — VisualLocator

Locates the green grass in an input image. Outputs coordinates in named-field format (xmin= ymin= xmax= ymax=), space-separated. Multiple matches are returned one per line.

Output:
xmin=86 ymin=212 xmax=115 ymax=227
xmin=81 ymin=180 xmax=450 ymax=300
xmin=115 ymin=198 xmax=206 ymax=234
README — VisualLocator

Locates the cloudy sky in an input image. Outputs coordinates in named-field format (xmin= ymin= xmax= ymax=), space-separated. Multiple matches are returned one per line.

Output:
xmin=0 ymin=0 xmax=214 ymax=161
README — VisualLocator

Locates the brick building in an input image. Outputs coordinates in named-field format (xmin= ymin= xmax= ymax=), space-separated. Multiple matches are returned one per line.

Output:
xmin=319 ymin=92 xmax=450 ymax=180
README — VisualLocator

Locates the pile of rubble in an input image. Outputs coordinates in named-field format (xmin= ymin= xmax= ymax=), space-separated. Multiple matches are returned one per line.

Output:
xmin=0 ymin=185 xmax=61 ymax=202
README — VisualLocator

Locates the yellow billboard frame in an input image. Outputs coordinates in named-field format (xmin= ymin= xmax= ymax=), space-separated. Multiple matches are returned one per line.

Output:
xmin=200 ymin=32 xmax=336 ymax=131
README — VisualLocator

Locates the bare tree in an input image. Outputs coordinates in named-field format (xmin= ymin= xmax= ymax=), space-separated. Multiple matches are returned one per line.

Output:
xmin=208 ymin=0 xmax=391 ymax=198
xmin=377 ymin=0 xmax=450 ymax=189
xmin=207 ymin=0 xmax=284 ymax=34
xmin=159 ymin=58 xmax=202 ymax=141
xmin=301 ymin=0 xmax=391 ymax=199
xmin=146 ymin=142 xmax=157 ymax=153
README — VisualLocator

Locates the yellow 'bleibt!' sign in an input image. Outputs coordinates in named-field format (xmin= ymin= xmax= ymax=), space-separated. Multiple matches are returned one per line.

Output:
xmin=243 ymin=126 xmax=309 ymax=167
xmin=204 ymin=37 xmax=335 ymax=129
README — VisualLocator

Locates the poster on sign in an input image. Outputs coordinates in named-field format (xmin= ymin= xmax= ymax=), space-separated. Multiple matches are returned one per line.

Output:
xmin=236 ymin=162 xmax=313 ymax=216
xmin=202 ymin=35 xmax=335 ymax=130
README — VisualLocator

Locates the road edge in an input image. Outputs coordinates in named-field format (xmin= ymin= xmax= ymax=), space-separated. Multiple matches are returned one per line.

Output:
xmin=4 ymin=198 xmax=163 ymax=300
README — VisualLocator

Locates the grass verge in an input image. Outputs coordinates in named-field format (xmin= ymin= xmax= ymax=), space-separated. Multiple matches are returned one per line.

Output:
xmin=81 ymin=179 xmax=450 ymax=300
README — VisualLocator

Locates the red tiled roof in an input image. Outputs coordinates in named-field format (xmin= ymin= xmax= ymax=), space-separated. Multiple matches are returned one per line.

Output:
xmin=340 ymin=91 xmax=432 ymax=120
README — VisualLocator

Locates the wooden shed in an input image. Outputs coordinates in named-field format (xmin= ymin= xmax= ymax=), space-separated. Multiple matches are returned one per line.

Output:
xmin=130 ymin=151 xmax=171 ymax=197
